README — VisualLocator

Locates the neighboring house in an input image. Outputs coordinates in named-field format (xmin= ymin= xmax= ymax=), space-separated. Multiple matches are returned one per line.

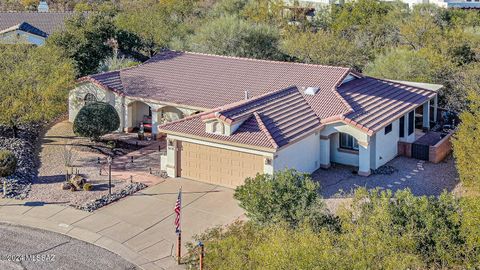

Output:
xmin=0 ymin=11 xmax=72 ymax=45
xmin=69 ymin=51 xmax=442 ymax=188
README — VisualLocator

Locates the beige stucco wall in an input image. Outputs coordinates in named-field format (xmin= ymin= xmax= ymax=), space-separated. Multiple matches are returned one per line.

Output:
xmin=70 ymin=82 xmax=199 ymax=133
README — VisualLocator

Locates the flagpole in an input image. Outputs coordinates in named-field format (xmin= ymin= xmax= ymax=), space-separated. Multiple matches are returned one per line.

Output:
xmin=176 ymin=187 xmax=182 ymax=265
xmin=177 ymin=231 xmax=181 ymax=265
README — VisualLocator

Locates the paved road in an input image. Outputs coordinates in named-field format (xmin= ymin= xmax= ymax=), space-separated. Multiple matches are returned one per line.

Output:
xmin=0 ymin=223 xmax=137 ymax=270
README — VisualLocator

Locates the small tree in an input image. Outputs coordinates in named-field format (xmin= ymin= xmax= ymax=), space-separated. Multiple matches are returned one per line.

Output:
xmin=73 ymin=102 xmax=120 ymax=141
xmin=234 ymin=169 xmax=327 ymax=228
xmin=0 ymin=150 xmax=17 ymax=178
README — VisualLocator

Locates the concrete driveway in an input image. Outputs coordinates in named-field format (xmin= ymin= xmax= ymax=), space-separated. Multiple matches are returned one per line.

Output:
xmin=95 ymin=177 xmax=245 ymax=267
xmin=0 ymin=178 xmax=244 ymax=270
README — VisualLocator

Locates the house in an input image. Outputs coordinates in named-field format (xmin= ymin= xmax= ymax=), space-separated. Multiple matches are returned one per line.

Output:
xmin=0 ymin=9 xmax=72 ymax=45
xmin=69 ymin=51 xmax=442 ymax=188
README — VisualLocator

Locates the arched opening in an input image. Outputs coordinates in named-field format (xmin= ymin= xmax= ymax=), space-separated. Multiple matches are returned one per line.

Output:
xmin=328 ymin=132 xmax=360 ymax=168
xmin=127 ymin=101 xmax=152 ymax=132
xmin=160 ymin=106 xmax=184 ymax=124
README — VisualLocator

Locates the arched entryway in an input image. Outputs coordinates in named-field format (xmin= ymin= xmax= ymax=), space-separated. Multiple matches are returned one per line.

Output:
xmin=126 ymin=101 xmax=152 ymax=132
xmin=159 ymin=106 xmax=184 ymax=124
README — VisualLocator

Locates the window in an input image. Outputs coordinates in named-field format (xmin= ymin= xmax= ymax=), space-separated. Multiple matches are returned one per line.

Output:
xmin=385 ymin=123 xmax=392 ymax=135
xmin=84 ymin=93 xmax=96 ymax=105
xmin=399 ymin=116 xmax=405 ymax=137
xmin=339 ymin=133 xmax=359 ymax=151
xmin=408 ymin=111 xmax=415 ymax=135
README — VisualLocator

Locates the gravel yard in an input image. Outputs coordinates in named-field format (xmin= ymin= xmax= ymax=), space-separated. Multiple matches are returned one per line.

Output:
xmin=29 ymin=120 xmax=145 ymax=209
xmin=313 ymin=155 xmax=460 ymax=212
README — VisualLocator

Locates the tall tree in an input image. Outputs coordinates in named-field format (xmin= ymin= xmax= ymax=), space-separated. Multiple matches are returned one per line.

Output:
xmin=189 ymin=15 xmax=283 ymax=60
xmin=0 ymin=45 xmax=75 ymax=137
xmin=48 ymin=13 xmax=117 ymax=76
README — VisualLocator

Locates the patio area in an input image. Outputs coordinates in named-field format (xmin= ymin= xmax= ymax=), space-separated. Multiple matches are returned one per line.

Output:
xmin=313 ymin=155 xmax=459 ymax=199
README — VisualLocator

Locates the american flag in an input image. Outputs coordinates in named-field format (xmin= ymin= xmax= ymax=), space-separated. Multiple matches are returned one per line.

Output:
xmin=174 ymin=188 xmax=182 ymax=234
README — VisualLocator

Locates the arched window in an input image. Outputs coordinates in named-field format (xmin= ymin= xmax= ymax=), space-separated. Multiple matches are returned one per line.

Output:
xmin=84 ymin=93 xmax=97 ymax=105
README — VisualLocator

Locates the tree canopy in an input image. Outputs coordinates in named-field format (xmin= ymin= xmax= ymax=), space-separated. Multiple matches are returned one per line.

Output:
xmin=0 ymin=44 xmax=75 ymax=136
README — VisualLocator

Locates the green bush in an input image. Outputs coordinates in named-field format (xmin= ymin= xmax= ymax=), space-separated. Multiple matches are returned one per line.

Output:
xmin=0 ymin=150 xmax=17 ymax=177
xmin=83 ymin=183 xmax=93 ymax=191
xmin=234 ymin=169 xmax=328 ymax=228
xmin=73 ymin=102 xmax=120 ymax=141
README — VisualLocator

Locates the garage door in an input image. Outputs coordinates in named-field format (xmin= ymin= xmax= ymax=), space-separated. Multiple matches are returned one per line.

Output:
xmin=177 ymin=141 xmax=264 ymax=188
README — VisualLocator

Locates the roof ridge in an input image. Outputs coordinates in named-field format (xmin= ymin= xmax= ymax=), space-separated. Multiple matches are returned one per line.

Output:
xmin=253 ymin=112 xmax=279 ymax=149
xmin=153 ymin=50 xmax=351 ymax=70
xmin=212 ymin=86 xmax=298 ymax=123
xmin=374 ymin=77 xmax=439 ymax=93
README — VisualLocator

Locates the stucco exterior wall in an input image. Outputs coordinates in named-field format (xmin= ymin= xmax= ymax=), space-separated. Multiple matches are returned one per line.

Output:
xmin=372 ymin=119 xmax=400 ymax=169
xmin=69 ymin=82 xmax=118 ymax=123
xmin=273 ymin=132 xmax=321 ymax=173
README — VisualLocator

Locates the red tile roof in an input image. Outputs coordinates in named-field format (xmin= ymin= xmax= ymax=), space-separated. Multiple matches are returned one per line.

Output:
xmin=81 ymin=51 xmax=439 ymax=148
xmin=337 ymin=77 xmax=438 ymax=135
xmin=83 ymin=50 xmax=352 ymax=115
xmin=160 ymin=86 xmax=321 ymax=149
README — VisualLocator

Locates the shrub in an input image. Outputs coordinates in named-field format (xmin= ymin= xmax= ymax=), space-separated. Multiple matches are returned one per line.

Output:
xmin=0 ymin=150 xmax=17 ymax=177
xmin=83 ymin=183 xmax=93 ymax=191
xmin=73 ymin=102 xmax=120 ymax=141
xmin=234 ymin=169 xmax=328 ymax=228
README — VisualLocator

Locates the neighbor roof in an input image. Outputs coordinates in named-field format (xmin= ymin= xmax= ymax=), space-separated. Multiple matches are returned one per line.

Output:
xmin=84 ymin=50 xmax=354 ymax=116
xmin=0 ymin=12 xmax=72 ymax=36
xmin=160 ymin=86 xmax=321 ymax=150
xmin=0 ymin=22 xmax=48 ymax=38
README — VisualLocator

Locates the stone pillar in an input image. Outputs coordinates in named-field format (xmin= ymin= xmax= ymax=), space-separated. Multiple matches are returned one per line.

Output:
xmin=433 ymin=95 xmax=438 ymax=123
xmin=423 ymin=100 xmax=430 ymax=130
xmin=151 ymin=110 xmax=159 ymax=140
xmin=358 ymin=142 xmax=371 ymax=176
xmin=319 ymin=136 xmax=331 ymax=169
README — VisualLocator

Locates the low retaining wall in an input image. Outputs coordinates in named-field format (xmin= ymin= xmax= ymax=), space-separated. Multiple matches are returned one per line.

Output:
xmin=398 ymin=141 xmax=412 ymax=158
xmin=429 ymin=131 xmax=453 ymax=163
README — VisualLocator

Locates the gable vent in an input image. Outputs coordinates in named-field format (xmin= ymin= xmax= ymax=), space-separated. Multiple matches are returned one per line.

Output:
xmin=304 ymin=87 xmax=320 ymax=96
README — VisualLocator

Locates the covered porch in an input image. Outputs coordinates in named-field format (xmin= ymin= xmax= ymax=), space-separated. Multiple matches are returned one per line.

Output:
xmin=123 ymin=99 xmax=196 ymax=140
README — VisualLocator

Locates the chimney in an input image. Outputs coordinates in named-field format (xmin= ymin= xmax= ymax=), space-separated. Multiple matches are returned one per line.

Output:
xmin=38 ymin=1 xmax=49 ymax=12
xmin=244 ymin=90 xmax=249 ymax=100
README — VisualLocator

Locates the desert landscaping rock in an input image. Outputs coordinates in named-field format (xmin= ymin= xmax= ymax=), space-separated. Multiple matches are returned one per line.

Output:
xmin=74 ymin=182 xmax=147 ymax=212
xmin=0 ymin=123 xmax=42 ymax=199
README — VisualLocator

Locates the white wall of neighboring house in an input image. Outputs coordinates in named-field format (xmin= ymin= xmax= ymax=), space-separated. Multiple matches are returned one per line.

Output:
xmin=273 ymin=131 xmax=321 ymax=173
xmin=0 ymin=30 xmax=45 ymax=45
